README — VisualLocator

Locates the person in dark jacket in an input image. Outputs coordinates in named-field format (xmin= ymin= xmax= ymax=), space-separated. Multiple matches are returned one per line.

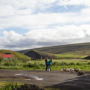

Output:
xmin=45 ymin=57 xmax=48 ymax=71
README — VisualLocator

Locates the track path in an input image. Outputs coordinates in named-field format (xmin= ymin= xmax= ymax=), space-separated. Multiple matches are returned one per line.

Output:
xmin=0 ymin=69 xmax=78 ymax=87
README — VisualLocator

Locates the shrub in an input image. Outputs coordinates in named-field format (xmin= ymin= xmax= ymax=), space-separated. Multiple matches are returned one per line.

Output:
xmin=76 ymin=62 xmax=81 ymax=65
xmin=88 ymin=62 xmax=90 ymax=65
xmin=68 ymin=62 xmax=75 ymax=65
xmin=23 ymin=63 xmax=40 ymax=69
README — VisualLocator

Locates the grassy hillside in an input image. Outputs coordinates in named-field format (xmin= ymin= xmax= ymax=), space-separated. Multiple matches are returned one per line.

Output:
xmin=19 ymin=42 xmax=90 ymax=59
xmin=0 ymin=50 xmax=31 ymax=70
xmin=24 ymin=50 xmax=56 ymax=60
xmin=34 ymin=43 xmax=90 ymax=54
xmin=0 ymin=50 xmax=31 ymax=61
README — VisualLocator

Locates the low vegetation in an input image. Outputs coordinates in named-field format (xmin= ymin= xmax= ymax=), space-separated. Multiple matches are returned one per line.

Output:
xmin=0 ymin=58 xmax=90 ymax=71
xmin=0 ymin=82 xmax=44 ymax=90
xmin=55 ymin=53 xmax=86 ymax=59
xmin=27 ymin=59 xmax=90 ymax=71
xmin=0 ymin=82 xmax=60 ymax=90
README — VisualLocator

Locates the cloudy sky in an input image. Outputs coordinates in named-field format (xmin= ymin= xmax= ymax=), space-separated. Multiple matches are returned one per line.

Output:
xmin=0 ymin=0 xmax=90 ymax=50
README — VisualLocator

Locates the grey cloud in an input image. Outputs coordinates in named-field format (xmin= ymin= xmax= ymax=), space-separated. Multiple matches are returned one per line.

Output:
xmin=1 ymin=25 xmax=90 ymax=50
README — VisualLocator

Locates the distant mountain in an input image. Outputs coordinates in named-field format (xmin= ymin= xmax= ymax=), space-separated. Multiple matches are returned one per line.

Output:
xmin=33 ymin=42 xmax=90 ymax=54
xmin=19 ymin=42 xmax=90 ymax=59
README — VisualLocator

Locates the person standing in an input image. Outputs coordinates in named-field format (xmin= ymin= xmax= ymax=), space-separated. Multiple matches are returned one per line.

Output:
xmin=45 ymin=57 xmax=48 ymax=71
xmin=47 ymin=58 xmax=52 ymax=71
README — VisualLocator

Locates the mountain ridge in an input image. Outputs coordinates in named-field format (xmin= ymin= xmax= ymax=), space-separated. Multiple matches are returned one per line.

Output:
xmin=19 ymin=42 xmax=90 ymax=59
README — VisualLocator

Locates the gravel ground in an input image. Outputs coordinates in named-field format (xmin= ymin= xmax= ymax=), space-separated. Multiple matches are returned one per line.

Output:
xmin=0 ymin=70 xmax=77 ymax=86
xmin=0 ymin=69 xmax=90 ymax=90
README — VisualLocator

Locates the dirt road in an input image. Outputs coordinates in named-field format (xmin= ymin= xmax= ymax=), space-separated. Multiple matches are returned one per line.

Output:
xmin=0 ymin=70 xmax=90 ymax=90
xmin=0 ymin=70 xmax=77 ymax=86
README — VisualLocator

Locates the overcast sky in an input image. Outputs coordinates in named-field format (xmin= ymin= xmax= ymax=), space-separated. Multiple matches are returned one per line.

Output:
xmin=0 ymin=0 xmax=90 ymax=50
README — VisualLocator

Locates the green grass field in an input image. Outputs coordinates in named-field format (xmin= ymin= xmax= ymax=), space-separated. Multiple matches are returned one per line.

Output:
xmin=0 ymin=59 xmax=90 ymax=71
xmin=55 ymin=53 xmax=87 ymax=59
xmin=28 ymin=59 xmax=90 ymax=71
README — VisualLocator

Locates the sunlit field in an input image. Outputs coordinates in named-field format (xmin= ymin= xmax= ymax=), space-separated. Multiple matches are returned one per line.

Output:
xmin=29 ymin=59 xmax=90 ymax=71
xmin=0 ymin=59 xmax=90 ymax=71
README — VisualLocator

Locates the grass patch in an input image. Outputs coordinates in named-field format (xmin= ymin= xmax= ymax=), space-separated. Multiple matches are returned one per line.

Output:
xmin=0 ymin=59 xmax=90 ymax=71
xmin=0 ymin=82 xmax=44 ymax=90
xmin=55 ymin=53 xmax=86 ymax=59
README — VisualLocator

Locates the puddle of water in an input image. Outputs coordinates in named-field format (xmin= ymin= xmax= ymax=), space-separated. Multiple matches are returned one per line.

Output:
xmin=15 ymin=73 xmax=44 ymax=81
